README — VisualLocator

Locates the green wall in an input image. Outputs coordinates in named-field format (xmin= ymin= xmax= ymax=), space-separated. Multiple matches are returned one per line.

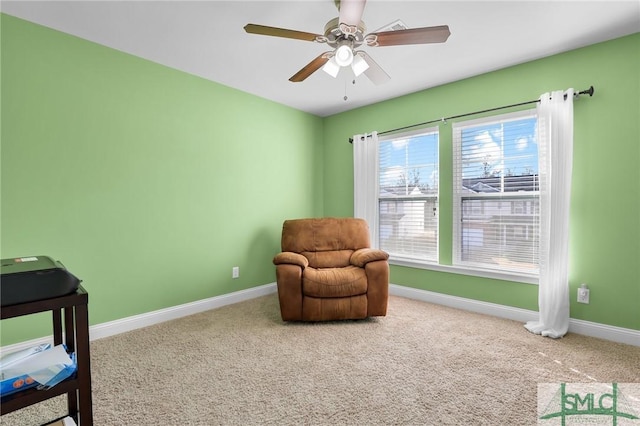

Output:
xmin=1 ymin=14 xmax=324 ymax=345
xmin=323 ymin=33 xmax=640 ymax=330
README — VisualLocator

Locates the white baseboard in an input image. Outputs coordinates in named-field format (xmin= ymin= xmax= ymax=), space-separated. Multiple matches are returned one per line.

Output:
xmin=389 ymin=284 xmax=640 ymax=347
xmin=389 ymin=284 xmax=540 ymax=323
xmin=3 ymin=282 xmax=637 ymax=354
xmin=0 ymin=283 xmax=278 ymax=354
xmin=567 ymin=318 xmax=640 ymax=347
xmin=89 ymin=282 xmax=278 ymax=341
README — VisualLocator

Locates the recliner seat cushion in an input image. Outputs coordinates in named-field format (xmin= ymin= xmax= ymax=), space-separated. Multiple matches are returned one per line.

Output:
xmin=302 ymin=266 xmax=367 ymax=298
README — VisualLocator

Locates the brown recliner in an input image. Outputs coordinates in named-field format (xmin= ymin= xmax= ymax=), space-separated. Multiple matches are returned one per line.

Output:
xmin=273 ymin=217 xmax=389 ymax=322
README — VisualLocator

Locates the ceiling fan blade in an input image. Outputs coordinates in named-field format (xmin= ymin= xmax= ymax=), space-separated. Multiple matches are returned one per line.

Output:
xmin=289 ymin=52 xmax=332 ymax=82
xmin=367 ymin=25 xmax=451 ymax=47
xmin=244 ymin=24 xmax=322 ymax=42
xmin=338 ymin=0 xmax=367 ymax=26
xmin=357 ymin=51 xmax=390 ymax=85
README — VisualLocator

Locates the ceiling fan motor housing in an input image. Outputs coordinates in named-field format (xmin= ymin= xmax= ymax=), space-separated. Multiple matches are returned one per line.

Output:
xmin=322 ymin=17 xmax=366 ymax=49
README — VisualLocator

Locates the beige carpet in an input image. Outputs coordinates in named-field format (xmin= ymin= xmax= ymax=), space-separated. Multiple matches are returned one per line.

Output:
xmin=3 ymin=294 xmax=639 ymax=425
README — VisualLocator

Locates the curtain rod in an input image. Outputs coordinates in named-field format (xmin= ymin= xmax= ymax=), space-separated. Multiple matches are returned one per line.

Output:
xmin=348 ymin=86 xmax=594 ymax=143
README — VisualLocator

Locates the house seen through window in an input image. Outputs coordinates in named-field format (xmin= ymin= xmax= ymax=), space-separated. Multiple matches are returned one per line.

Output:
xmin=378 ymin=128 xmax=439 ymax=263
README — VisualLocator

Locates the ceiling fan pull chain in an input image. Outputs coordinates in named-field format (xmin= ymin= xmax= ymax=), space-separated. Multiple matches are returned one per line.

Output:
xmin=344 ymin=78 xmax=348 ymax=101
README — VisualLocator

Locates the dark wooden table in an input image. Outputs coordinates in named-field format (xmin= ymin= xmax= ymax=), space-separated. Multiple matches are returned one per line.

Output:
xmin=1 ymin=286 xmax=93 ymax=425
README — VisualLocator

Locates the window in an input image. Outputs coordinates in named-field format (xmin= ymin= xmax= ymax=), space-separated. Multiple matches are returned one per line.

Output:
xmin=452 ymin=110 xmax=539 ymax=276
xmin=357 ymin=108 xmax=540 ymax=282
xmin=378 ymin=128 xmax=439 ymax=263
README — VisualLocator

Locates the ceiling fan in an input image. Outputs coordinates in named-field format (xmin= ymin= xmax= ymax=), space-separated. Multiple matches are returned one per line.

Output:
xmin=244 ymin=0 xmax=451 ymax=85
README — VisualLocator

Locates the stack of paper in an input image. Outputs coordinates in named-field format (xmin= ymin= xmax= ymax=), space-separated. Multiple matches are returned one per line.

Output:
xmin=0 ymin=344 xmax=76 ymax=396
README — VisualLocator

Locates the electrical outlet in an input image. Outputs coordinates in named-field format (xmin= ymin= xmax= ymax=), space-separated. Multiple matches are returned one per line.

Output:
xmin=577 ymin=284 xmax=590 ymax=304
xmin=232 ymin=266 xmax=239 ymax=279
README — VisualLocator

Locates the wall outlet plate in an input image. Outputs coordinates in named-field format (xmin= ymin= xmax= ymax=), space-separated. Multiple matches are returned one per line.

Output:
xmin=232 ymin=266 xmax=239 ymax=279
xmin=577 ymin=287 xmax=590 ymax=304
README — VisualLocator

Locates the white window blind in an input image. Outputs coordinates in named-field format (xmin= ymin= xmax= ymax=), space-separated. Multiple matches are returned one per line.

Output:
xmin=452 ymin=110 xmax=539 ymax=275
xmin=378 ymin=128 xmax=439 ymax=263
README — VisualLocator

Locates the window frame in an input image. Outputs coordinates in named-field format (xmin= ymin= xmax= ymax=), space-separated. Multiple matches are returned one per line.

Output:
xmin=377 ymin=127 xmax=440 ymax=265
xmin=451 ymin=109 xmax=540 ymax=280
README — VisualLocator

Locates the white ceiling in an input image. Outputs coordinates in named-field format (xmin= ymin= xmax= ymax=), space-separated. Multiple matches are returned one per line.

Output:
xmin=2 ymin=1 xmax=639 ymax=117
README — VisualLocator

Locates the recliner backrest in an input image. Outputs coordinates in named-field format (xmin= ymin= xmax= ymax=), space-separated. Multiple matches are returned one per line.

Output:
xmin=281 ymin=218 xmax=371 ymax=269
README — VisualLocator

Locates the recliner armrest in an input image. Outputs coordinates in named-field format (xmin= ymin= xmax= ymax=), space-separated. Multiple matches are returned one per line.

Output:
xmin=350 ymin=248 xmax=389 ymax=267
xmin=273 ymin=252 xmax=309 ymax=269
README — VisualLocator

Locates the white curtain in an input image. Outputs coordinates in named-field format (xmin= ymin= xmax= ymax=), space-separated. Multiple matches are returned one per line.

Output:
xmin=525 ymin=89 xmax=575 ymax=338
xmin=353 ymin=131 xmax=379 ymax=247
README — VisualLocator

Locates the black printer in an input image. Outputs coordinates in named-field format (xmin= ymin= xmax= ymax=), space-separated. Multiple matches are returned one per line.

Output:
xmin=0 ymin=256 xmax=81 ymax=307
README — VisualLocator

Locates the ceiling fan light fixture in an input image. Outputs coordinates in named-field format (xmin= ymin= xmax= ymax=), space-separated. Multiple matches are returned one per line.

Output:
xmin=322 ymin=57 xmax=341 ymax=78
xmin=351 ymin=53 xmax=369 ymax=77
xmin=334 ymin=44 xmax=354 ymax=67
